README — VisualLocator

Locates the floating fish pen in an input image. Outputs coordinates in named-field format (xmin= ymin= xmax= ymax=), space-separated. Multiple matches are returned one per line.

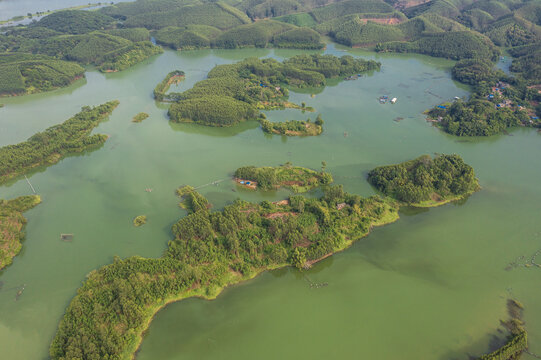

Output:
xmin=60 ymin=234 xmax=74 ymax=242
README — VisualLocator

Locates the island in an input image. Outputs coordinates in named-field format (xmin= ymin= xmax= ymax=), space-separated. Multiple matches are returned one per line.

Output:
xmin=0 ymin=101 xmax=119 ymax=185
xmin=153 ymin=70 xmax=186 ymax=102
xmin=0 ymin=195 xmax=41 ymax=270
xmin=260 ymin=114 xmax=324 ymax=136
xmin=234 ymin=163 xmax=332 ymax=192
xmin=367 ymin=154 xmax=479 ymax=207
xmin=0 ymin=53 xmax=85 ymax=96
xmin=168 ymin=54 xmax=380 ymax=126
xmin=132 ymin=112 xmax=149 ymax=123
xmin=50 ymin=182 xmax=399 ymax=360
xmin=133 ymin=215 xmax=147 ymax=227
xmin=49 ymin=155 xmax=479 ymax=359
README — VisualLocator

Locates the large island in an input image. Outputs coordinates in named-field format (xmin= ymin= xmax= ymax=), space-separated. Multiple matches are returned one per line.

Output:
xmin=49 ymin=154 xmax=479 ymax=360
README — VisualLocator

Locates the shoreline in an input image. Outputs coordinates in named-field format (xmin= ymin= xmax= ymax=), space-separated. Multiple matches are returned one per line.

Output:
xmin=121 ymin=205 xmax=401 ymax=360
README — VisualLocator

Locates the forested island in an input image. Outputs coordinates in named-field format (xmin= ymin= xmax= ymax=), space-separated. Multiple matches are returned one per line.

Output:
xmin=168 ymin=54 xmax=380 ymax=126
xmin=50 ymin=183 xmax=399 ymax=360
xmin=49 ymin=155 xmax=479 ymax=360
xmin=0 ymin=195 xmax=41 ymax=270
xmin=367 ymin=154 xmax=479 ymax=206
xmin=0 ymin=101 xmax=119 ymax=185
xmin=234 ymin=163 xmax=332 ymax=192
xmin=261 ymin=114 xmax=324 ymax=136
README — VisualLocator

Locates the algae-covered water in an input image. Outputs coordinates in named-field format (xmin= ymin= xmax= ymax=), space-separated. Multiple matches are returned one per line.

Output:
xmin=0 ymin=43 xmax=540 ymax=360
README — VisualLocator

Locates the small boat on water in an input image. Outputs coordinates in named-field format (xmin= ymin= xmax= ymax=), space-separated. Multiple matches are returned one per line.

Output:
xmin=391 ymin=97 xmax=397 ymax=104
xmin=145 ymin=188 xmax=153 ymax=192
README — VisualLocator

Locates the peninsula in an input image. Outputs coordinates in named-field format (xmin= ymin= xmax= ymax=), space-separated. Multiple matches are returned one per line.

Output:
xmin=0 ymin=195 xmax=41 ymax=270
xmin=0 ymin=101 xmax=119 ymax=185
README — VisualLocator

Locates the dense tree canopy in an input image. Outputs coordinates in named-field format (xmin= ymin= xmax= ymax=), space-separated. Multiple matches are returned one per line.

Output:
xmin=368 ymin=154 xmax=479 ymax=205
xmin=50 ymin=184 xmax=399 ymax=360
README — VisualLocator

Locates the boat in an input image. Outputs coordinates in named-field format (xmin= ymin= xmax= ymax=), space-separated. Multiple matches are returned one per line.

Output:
xmin=391 ymin=97 xmax=397 ymax=104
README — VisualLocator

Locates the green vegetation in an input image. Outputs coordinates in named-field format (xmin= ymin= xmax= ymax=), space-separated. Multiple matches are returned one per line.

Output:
xmin=34 ymin=10 xmax=115 ymax=34
xmin=133 ymin=215 xmax=147 ymax=227
xmin=50 ymin=183 xmax=400 ymax=360
xmin=234 ymin=163 xmax=332 ymax=192
xmin=0 ymin=195 xmax=41 ymax=270
xmin=132 ymin=113 xmax=149 ymax=123
xmin=376 ymin=31 xmax=499 ymax=61
xmin=478 ymin=331 xmax=527 ymax=360
xmin=153 ymin=70 xmax=186 ymax=102
xmin=98 ymin=41 xmax=163 ymax=72
xmin=123 ymin=3 xmax=249 ymax=30
xmin=310 ymin=0 xmax=394 ymax=23
xmin=0 ymin=53 xmax=84 ymax=96
xmin=0 ymin=101 xmax=119 ymax=185
xmin=169 ymin=54 xmax=379 ymax=126
xmin=367 ymin=154 xmax=479 ymax=206
xmin=154 ymin=25 xmax=222 ymax=49
xmin=102 ymin=28 xmax=151 ymax=42
xmin=177 ymin=185 xmax=211 ymax=212
xmin=477 ymin=298 xmax=527 ymax=360
xmin=452 ymin=58 xmax=498 ymax=85
xmin=273 ymin=27 xmax=324 ymax=49
xmin=260 ymin=114 xmax=323 ymax=136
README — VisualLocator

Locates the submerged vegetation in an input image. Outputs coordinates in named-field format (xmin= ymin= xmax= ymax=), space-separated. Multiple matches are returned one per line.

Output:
xmin=50 ymin=183 xmax=400 ymax=360
xmin=0 ymin=101 xmax=119 ymax=185
xmin=169 ymin=54 xmax=380 ymax=126
xmin=367 ymin=154 xmax=479 ymax=206
xmin=477 ymin=299 xmax=528 ymax=360
xmin=234 ymin=163 xmax=333 ymax=192
xmin=0 ymin=195 xmax=41 ymax=270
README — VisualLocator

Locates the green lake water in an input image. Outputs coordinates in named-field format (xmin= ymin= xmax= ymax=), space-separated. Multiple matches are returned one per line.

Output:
xmin=0 ymin=44 xmax=540 ymax=360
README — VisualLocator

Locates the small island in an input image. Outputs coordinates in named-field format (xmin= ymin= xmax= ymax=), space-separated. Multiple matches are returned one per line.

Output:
xmin=234 ymin=163 xmax=332 ymax=192
xmin=153 ymin=70 xmax=186 ymax=102
xmin=133 ymin=215 xmax=147 ymax=227
xmin=132 ymin=112 xmax=149 ymax=123
xmin=261 ymin=114 xmax=323 ymax=136
xmin=0 ymin=101 xmax=119 ymax=185
xmin=0 ymin=195 xmax=41 ymax=270
xmin=168 ymin=55 xmax=380 ymax=127
xmin=367 ymin=154 xmax=479 ymax=207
